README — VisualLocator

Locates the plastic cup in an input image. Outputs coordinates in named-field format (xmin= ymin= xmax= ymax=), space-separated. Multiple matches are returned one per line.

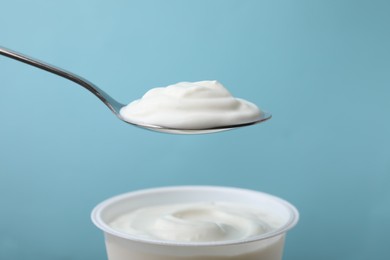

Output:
xmin=91 ymin=186 xmax=299 ymax=260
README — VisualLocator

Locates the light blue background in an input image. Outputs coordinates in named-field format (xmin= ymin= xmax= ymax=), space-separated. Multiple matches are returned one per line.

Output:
xmin=1 ymin=0 xmax=389 ymax=259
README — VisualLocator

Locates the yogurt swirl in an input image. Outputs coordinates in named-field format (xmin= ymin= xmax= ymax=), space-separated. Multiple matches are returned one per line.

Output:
xmin=119 ymin=80 xmax=262 ymax=129
xmin=109 ymin=202 xmax=277 ymax=243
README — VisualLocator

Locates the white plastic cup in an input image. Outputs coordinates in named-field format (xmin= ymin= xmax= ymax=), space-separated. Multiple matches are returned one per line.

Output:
xmin=91 ymin=186 xmax=299 ymax=260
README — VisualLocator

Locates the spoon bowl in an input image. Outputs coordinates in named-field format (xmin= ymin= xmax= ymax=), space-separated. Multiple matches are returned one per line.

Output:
xmin=0 ymin=46 xmax=271 ymax=134
xmin=124 ymin=112 xmax=272 ymax=134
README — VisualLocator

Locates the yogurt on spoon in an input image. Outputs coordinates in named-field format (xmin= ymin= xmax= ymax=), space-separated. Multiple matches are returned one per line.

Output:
xmin=119 ymin=80 xmax=264 ymax=130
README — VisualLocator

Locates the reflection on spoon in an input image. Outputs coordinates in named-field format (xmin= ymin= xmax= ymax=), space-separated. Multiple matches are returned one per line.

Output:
xmin=0 ymin=46 xmax=271 ymax=134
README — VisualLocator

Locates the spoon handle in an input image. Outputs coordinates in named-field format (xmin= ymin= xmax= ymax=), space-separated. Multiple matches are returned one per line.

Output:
xmin=0 ymin=46 xmax=124 ymax=114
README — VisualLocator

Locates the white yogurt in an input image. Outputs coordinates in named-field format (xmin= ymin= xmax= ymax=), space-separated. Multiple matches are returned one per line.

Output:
xmin=109 ymin=201 xmax=282 ymax=243
xmin=92 ymin=186 xmax=299 ymax=260
xmin=119 ymin=80 xmax=262 ymax=129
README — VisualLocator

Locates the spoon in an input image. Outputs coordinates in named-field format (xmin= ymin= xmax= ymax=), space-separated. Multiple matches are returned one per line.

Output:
xmin=0 ymin=46 xmax=271 ymax=134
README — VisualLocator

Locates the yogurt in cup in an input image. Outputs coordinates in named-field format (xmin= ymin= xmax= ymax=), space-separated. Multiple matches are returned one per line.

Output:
xmin=91 ymin=186 xmax=299 ymax=260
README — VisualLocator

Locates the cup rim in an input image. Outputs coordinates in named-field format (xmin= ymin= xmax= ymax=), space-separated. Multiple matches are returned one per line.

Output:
xmin=91 ymin=185 xmax=299 ymax=247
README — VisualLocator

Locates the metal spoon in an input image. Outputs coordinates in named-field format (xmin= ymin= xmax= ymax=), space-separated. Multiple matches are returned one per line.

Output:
xmin=0 ymin=46 xmax=271 ymax=134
